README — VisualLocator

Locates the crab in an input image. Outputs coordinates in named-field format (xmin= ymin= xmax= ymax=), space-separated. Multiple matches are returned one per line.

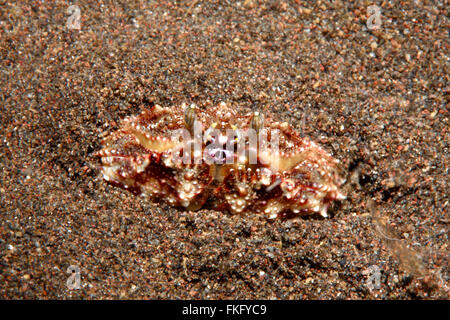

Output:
xmin=94 ymin=102 xmax=346 ymax=219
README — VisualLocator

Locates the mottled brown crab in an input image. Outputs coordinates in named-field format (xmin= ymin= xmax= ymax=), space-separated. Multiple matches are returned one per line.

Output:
xmin=94 ymin=102 xmax=345 ymax=219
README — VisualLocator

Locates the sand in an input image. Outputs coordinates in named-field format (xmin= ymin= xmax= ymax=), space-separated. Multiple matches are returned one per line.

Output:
xmin=0 ymin=1 xmax=448 ymax=299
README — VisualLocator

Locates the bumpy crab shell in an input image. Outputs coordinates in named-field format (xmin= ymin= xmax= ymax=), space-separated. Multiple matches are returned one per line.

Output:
xmin=94 ymin=102 xmax=346 ymax=219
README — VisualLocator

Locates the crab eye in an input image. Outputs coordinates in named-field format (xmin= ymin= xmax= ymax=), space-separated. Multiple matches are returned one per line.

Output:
xmin=184 ymin=103 xmax=196 ymax=132
xmin=250 ymin=111 xmax=264 ymax=133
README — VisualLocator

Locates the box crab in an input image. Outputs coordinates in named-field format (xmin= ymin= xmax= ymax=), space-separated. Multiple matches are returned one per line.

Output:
xmin=94 ymin=102 xmax=346 ymax=219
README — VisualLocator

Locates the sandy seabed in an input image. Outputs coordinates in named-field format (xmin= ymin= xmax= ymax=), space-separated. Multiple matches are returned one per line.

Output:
xmin=0 ymin=1 xmax=448 ymax=299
